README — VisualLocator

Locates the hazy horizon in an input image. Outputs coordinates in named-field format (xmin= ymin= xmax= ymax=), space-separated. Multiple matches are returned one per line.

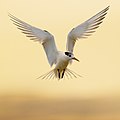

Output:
xmin=0 ymin=94 xmax=120 ymax=120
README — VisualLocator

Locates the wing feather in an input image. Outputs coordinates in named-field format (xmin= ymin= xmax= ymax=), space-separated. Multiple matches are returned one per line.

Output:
xmin=8 ymin=13 xmax=58 ymax=66
xmin=67 ymin=6 xmax=109 ymax=52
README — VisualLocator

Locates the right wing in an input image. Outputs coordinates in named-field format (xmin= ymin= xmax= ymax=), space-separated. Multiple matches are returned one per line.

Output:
xmin=8 ymin=13 xmax=58 ymax=66
xmin=66 ymin=6 xmax=109 ymax=52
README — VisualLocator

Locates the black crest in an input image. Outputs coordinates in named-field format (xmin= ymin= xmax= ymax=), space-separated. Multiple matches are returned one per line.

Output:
xmin=65 ymin=52 xmax=72 ymax=57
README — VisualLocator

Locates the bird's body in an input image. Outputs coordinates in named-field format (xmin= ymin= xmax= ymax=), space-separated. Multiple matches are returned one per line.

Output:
xmin=54 ymin=51 xmax=71 ymax=79
xmin=40 ymin=51 xmax=77 ymax=79
xmin=55 ymin=51 xmax=69 ymax=70
xmin=9 ymin=6 xmax=109 ymax=79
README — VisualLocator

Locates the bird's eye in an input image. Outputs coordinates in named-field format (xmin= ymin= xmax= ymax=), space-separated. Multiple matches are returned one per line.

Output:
xmin=65 ymin=52 xmax=72 ymax=57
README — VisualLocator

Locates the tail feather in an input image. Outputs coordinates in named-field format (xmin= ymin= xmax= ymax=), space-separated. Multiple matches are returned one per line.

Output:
xmin=66 ymin=69 xmax=77 ymax=78
xmin=36 ymin=70 xmax=55 ymax=80
xmin=66 ymin=68 xmax=82 ymax=78
xmin=36 ymin=68 xmax=82 ymax=80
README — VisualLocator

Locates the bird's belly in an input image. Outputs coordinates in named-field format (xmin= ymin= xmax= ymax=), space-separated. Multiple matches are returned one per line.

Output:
xmin=55 ymin=59 xmax=69 ymax=70
xmin=53 ymin=57 xmax=69 ymax=79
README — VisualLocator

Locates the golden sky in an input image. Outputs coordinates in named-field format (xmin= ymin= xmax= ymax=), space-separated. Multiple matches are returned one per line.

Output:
xmin=0 ymin=0 xmax=120 ymax=99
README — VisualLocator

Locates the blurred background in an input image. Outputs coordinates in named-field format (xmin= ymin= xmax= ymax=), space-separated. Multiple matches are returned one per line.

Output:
xmin=0 ymin=0 xmax=120 ymax=120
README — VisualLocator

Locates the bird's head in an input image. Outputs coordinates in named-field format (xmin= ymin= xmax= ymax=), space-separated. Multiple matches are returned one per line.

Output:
xmin=64 ymin=52 xmax=79 ymax=62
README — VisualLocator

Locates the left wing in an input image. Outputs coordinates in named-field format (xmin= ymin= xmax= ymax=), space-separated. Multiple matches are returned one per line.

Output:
xmin=66 ymin=6 xmax=109 ymax=52
xmin=8 ymin=13 xmax=58 ymax=66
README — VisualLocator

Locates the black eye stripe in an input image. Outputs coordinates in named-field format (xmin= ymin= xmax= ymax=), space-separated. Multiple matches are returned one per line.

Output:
xmin=65 ymin=52 xmax=72 ymax=57
xmin=65 ymin=52 xmax=69 ymax=56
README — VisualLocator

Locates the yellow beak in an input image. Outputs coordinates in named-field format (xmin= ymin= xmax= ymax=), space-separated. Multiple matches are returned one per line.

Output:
xmin=72 ymin=57 xmax=80 ymax=62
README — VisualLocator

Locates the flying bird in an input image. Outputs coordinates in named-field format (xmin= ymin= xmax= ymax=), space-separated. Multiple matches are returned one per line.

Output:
xmin=9 ymin=6 xmax=109 ymax=79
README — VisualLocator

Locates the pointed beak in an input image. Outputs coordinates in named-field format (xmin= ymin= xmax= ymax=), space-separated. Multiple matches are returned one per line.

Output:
xmin=72 ymin=57 xmax=80 ymax=62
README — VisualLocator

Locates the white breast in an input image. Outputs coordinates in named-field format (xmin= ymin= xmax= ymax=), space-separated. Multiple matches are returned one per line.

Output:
xmin=55 ymin=51 xmax=69 ymax=71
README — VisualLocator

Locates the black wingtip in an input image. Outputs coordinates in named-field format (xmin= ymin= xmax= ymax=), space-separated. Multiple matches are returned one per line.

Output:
xmin=8 ymin=12 xmax=13 ymax=18
xmin=105 ymin=6 xmax=110 ymax=11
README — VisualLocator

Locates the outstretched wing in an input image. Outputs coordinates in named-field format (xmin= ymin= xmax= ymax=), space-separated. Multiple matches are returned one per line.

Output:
xmin=66 ymin=6 xmax=109 ymax=52
xmin=9 ymin=13 xmax=58 ymax=66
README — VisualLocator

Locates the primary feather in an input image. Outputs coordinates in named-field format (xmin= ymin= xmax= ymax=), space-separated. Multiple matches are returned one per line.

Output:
xmin=8 ymin=13 xmax=58 ymax=66
xmin=66 ymin=6 xmax=109 ymax=52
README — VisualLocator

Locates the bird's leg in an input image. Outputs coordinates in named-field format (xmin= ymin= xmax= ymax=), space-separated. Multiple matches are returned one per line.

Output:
xmin=57 ymin=69 xmax=60 ymax=79
xmin=62 ymin=69 xmax=65 ymax=78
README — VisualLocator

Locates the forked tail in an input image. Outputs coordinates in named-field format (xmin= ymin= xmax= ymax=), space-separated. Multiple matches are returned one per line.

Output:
xmin=36 ymin=68 xmax=82 ymax=80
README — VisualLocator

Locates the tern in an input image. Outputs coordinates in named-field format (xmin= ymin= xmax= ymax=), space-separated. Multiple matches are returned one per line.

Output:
xmin=9 ymin=6 xmax=109 ymax=79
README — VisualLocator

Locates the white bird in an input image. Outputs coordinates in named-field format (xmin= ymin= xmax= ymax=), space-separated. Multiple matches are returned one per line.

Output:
xmin=9 ymin=6 xmax=109 ymax=80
